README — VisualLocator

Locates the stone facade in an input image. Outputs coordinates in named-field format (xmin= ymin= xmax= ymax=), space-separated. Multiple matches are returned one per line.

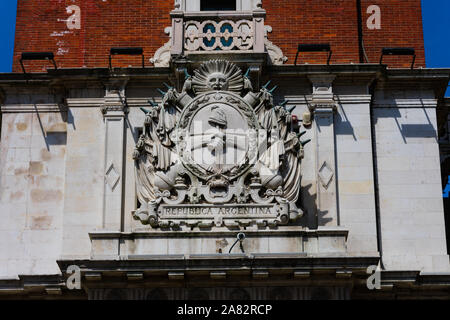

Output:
xmin=0 ymin=1 xmax=449 ymax=300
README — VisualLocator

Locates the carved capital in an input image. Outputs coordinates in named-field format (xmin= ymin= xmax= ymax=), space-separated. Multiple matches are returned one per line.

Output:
xmin=311 ymin=104 xmax=337 ymax=115
xmin=102 ymin=79 xmax=129 ymax=116
xmin=308 ymin=75 xmax=335 ymax=96
xmin=103 ymin=78 xmax=129 ymax=96
xmin=308 ymin=75 xmax=336 ymax=113
xmin=101 ymin=105 xmax=129 ymax=116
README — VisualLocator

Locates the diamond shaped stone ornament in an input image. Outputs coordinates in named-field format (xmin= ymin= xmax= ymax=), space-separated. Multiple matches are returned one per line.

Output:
xmin=318 ymin=161 xmax=333 ymax=189
xmin=105 ymin=162 xmax=120 ymax=191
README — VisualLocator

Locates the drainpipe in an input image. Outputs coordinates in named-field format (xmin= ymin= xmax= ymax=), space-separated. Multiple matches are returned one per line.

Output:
xmin=369 ymin=79 xmax=385 ymax=270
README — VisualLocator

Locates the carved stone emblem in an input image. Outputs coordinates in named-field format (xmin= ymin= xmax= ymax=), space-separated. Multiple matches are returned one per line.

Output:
xmin=133 ymin=60 xmax=309 ymax=230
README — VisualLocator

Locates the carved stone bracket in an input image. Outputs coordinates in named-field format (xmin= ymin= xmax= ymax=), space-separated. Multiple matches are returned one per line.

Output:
xmin=150 ymin=27 xmax=172 ymax=68
xmin=264 ymin=26 xmax=287 ymax=65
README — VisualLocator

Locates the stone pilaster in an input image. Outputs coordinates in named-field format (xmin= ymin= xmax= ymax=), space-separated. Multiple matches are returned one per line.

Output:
xmin=101 ymin=81 xmax=128 ymax=231
xmin=252 ymin=9 xmax=266 ymax=53
xmin=170 ymin=10 xmax=184 ymax=56
xmin=308 ymin=75 xmax=338 ymax=226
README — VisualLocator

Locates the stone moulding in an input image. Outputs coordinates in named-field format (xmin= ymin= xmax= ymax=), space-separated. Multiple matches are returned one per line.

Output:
xmin=0 ymin=104 xmax=66 ymax=113
xmin=6 ymin=265 xmax=450 ymax=299
xmin=89 ymin=227 xmax=350 ymax=257
xmin=60 ymin=254 xmax=378 ymax=275
xmin=90 ymin=227 xmax=349 ymax=238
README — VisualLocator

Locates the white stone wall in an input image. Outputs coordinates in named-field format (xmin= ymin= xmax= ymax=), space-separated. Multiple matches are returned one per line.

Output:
xmin=61 ymin=108 xmax=105 ymax=259
xmin=374 ymin=93 xmax=450 ymax=271
xmin=1 ymin=79 xmax=449 ymax=278
xmin=0 ymin=110 xmax=66 ymax=278
xmin=0 ymin=105 xmax=110 ymax=276
xmin=335 ymin=96 xmax=378 ymax=255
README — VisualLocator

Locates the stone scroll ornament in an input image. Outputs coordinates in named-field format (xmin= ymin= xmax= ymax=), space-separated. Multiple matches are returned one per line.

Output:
xmin=133 ymin=60 xmax=310 ymax=230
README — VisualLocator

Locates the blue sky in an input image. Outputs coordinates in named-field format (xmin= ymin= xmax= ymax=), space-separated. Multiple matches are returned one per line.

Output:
xmin=0 ymin=0 xmax=17 ymax=73
xmin=0 ymin=0 xmax=448 ymax=95
xmin=422 ymin=0 xmax=450 ymax=96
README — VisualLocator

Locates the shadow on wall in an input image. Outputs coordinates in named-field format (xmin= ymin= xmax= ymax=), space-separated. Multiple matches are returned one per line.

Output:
xmin=45 ymin=132 xmax=67 ymax=145
xmin=372 ymin=99 xmax=438 ymax=144
xmin=298 ymin=183 xmax=327 ymax=229
xmin=441 ymin=157 xmax=450 ymax=255
xmin=335 ymin=97 xmax=437 ymax=144
xmin=65 ymin=107 xmax=76 ymax=130
xmin=335 ymin=108 xmax=356 ymax=141
xmin=335 ymin=97 xmax=357 ymax=141
xmin=33 ymin=104 xmax=73 ymax=150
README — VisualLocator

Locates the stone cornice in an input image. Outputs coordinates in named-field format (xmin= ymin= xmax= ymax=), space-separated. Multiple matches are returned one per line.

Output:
xmin=0 ymin=66 xmax=447 ymax=84
xmin=0 ymin=67 xmax=446 ymax=106
xmin=65 ymin=98 xmax=105 ymax=108
xmin=60 ymin=94 xmax=373 ymax=112
xmin=372 ymin=98 xmax=438 ymax=108
xmin=335 ymin=94 xmax=372 ymax=104
xmin=0 ymin=67 xmax=172 ymax=84
xmin=282 ymin=95 xmax=372 ymax=106
xmin=2 ymin=259 xmax=450 ymax=298
xmin=58 ymin=254 xmax=380 ymax=277
xmin=0 ymin=275 xmax=64 ymax=297
xmin=66 ymin=98 xmax=163 ymax=108
xmin=0 ymin=96 xmax=428 ymax=112
xmin=89 ymin=227 xmax=349 ymax=239
xmin=385 ymin=68 xmax=450 ymax=80
xmin=0 ymin=104 xmax=66 ymax=113
xmin=268 ymin=64 xmax=383 ymax=76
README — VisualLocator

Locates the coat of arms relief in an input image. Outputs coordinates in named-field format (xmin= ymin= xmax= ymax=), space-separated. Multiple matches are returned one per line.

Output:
xmin=133 ymin=60 xmax=309 ymax=230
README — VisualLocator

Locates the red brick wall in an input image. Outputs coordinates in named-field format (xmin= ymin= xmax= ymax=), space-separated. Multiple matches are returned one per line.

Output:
xmin=265 ymin=0 xmax=425 ymax=67
xmin=360 ymin=0 xmax=425 ymax=68
xmin=12 ymin=0 xmax=425 ymax=72
xmin=265 ymin=0 xmax=359 ymax=64
xmin=13 ymin=0 xmax=172 ymax=72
